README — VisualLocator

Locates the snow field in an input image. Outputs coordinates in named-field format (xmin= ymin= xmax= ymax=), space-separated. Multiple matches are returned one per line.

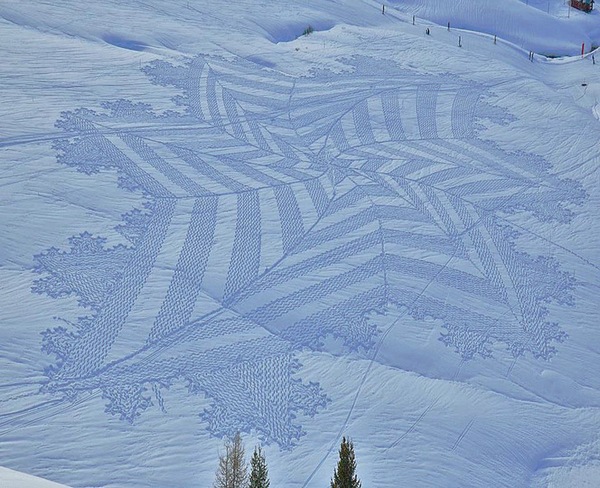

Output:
xmin=0 ymin=0 xmax=599 ymax=487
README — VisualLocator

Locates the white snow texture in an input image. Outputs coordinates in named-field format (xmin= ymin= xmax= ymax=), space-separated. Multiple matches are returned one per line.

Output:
xmin=0 ymin=0 xmax=599 ymax=487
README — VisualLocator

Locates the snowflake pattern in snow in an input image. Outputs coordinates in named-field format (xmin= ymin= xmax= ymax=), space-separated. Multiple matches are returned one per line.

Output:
xmin=34 ymin=55 xmax=584 ymax=447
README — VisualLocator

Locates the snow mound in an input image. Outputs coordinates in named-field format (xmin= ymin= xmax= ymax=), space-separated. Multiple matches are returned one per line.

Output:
xmin=102 ymin=34 xmax=148 ymax=52
xmin=255 ymin=18 xmax=336 ymax=43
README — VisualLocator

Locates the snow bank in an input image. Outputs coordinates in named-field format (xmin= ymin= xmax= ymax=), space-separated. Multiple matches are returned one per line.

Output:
xmin=253 ymin=18 xmax=336 ymax=43
xmin=0 ymin=467 xmax=70 ymax=488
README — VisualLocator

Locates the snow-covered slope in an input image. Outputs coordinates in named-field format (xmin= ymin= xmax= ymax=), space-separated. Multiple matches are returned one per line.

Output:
xmin=388 ymin=0 xmax=599 ymax=55
xmin=1 ymin=1 xmax=599 ymax=487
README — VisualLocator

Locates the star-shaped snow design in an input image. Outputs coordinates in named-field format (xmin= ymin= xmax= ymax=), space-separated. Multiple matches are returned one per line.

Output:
xmin=33 ymin=55 xmax=583 ymax=448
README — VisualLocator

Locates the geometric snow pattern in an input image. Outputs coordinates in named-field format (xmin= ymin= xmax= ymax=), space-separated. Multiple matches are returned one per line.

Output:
xmin=33 ymin=54 xmax=584 ymax=448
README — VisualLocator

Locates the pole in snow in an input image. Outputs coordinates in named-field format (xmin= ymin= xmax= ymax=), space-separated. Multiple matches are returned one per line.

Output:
xmin=458 ymin=36 xmax=462 ymax=47
xmin=447 ymin=22 xmax=450 ymax=31
xmin=382 ymin=4 xmax=385 ymax=14
xmin=582 ymin=43 xmax=585 ymax=57
xmin=413 ymin=15 xmax=415 ymax=25
xmin=494 ymin=35 xmax=497 ymax=44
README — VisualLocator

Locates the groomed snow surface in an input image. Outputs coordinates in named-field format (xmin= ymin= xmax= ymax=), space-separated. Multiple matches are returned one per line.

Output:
xmin=0 ymin=0 xmax=599 ymax=487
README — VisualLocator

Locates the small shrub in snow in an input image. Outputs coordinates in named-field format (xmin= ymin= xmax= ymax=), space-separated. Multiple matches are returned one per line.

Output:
xmin=303 ymin=25 xmax=314 ymax=36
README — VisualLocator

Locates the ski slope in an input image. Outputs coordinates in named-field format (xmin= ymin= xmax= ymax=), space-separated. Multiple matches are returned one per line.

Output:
xmin=388 ymin=0 xmax=600 ymax=56
xmin=1 ymin=0 xmax=599 ymax=487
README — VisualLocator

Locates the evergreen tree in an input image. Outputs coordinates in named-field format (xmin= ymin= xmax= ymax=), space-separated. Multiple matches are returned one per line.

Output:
xmin=214 ymin=432 xmax=248 ymax=488
xmin=330 ymin=437 xmax=361 ymax=488
xmin=249 ymin=445 xmax=270 ymax=488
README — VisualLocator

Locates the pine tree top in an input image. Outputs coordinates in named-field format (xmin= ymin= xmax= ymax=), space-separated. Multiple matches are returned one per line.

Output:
xmin=249 ymin=445 xmax=270 ymax=488
xmin=331 ymin=437 xmax=361 ymax=488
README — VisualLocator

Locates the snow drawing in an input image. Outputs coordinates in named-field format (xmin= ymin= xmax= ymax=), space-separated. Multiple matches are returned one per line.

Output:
xmin=32 ymin=55 xmax=584 ymax=448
